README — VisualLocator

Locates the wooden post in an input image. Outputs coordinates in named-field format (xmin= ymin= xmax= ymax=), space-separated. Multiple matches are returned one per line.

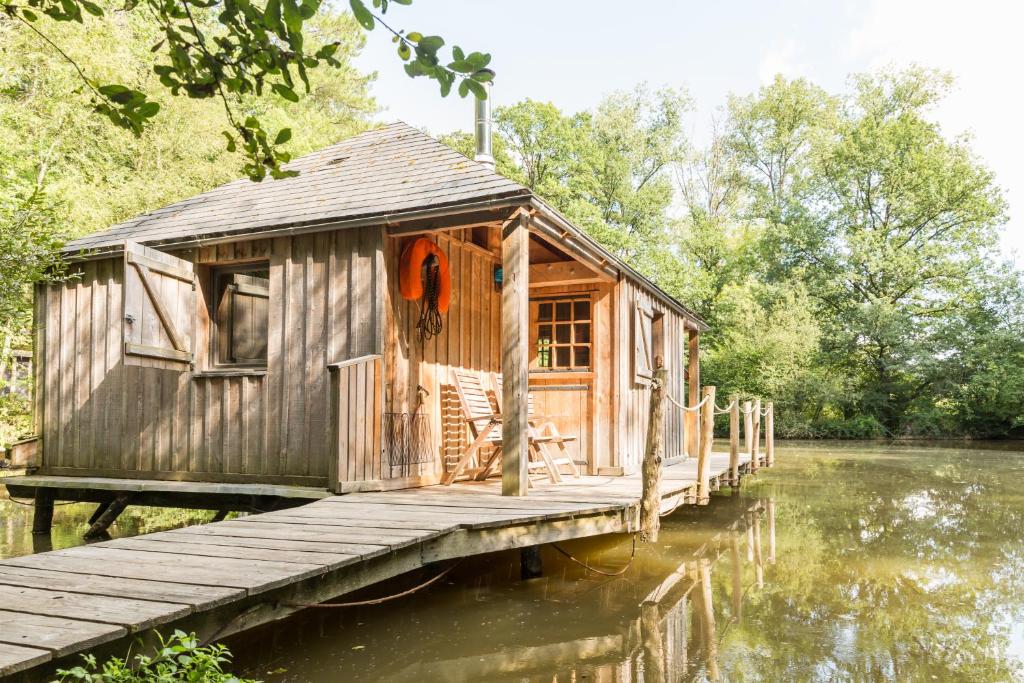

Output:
xmin=698 ymin=558 xmax=721 ymax=682
xmin=640 ymin=364 xmax=668 ymax=542
xmin=728 ymin=395 xmax=740 ymax=487
xmin=753 ymin=507 xmax=764 ymax=589
xmin=765 ymin=401 xmax=775 ymax=467
xmin=743 ymin=401 xmax=755 ymax=472
xmin=84 ymin=493 xmax=131 ymax=539
xmin=686 ymin=330 xmax=700 ymax=459
xmin=640 ymin=602 xmax=666 ymax=681
xmin=31 ymin=488 xmax=55 ymax=535
xmin=767 ymin=498 xmax=776 ymax=564
xmin=696 ymin=385 xmax=715 ymax=505
xmin=501 ymin=211 xmax=530 ymax=497
xmin=729 ymin=531 xmax=742 ymax=623
xmin=752 ymin=398 xmax=762 ymax=467
xmin=520 ymin=546 xmax=543 ymax=579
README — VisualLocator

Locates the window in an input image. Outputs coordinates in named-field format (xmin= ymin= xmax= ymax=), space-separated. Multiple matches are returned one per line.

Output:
xmin=212 ymin=264 xmax=269 ymax=366
xmin=533 ymin=297 xmax=592 ymax=371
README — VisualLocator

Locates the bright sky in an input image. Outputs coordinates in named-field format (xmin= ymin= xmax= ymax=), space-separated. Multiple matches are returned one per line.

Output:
xmin=354 ymin=0 xmax=1023 ymax=262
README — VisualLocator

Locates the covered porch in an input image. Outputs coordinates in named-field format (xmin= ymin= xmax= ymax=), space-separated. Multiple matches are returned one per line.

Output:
xmin=349 ymin=203 xmax=706 ymax=497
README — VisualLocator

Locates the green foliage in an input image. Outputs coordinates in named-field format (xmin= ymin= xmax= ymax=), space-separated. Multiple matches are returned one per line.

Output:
xmin=0 ymin=3 xmax=376 ymax=439
xmin=442 ymin=68 xmax=1021 ymax=438
xmin=54 ymin=630 xmax=258 ymax=682
xmin=5 ymin=0 xmax=489 ymax=180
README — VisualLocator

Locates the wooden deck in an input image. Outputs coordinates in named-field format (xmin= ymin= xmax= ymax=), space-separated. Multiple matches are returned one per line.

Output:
xmin=0 ymin=452 xmax=757 ymax=679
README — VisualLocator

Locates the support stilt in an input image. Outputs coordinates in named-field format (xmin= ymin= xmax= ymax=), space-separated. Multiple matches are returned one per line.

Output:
xmin=83 ymin=493 xmax=131 ymax=539
xmin=88 ymin=500 xmax=112 ymax=526
xmin=520 ymin=545 xmax=543 ymax=579
xmin=31 ymin=488 xmax=55 ymax=535
xmin=211 ymin=509 xmax=229 ymax=523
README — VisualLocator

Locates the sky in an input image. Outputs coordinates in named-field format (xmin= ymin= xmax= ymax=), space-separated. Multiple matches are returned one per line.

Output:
xmin=354 ymin=0 xmax=1023 ymax=262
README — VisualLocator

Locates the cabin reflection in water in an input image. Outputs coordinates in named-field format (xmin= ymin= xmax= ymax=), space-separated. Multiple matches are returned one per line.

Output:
xmin=231 ymin=497 xmax=777 ymax=682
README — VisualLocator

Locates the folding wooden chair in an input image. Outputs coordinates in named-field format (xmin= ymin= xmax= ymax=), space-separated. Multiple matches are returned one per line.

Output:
xmin=442 ymin=369 xmax=561 ymax=485
xmin=492 ymin=374 xmax=582 ymax=479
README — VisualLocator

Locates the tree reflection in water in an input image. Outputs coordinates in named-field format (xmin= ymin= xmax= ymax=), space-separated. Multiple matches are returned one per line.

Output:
xmin=4 ymin=443 xmax=1023 ymax=681
xmin=225 ymin=443 xmax=1024 ymax=682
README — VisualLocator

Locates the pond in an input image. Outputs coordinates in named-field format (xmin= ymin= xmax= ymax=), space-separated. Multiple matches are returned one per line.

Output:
xmin=3 ymin=441 xmax=1023 ymax=681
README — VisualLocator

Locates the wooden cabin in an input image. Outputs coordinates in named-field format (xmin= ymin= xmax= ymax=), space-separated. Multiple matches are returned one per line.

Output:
xmin=25 ymin=122 xmax=707 ymax=498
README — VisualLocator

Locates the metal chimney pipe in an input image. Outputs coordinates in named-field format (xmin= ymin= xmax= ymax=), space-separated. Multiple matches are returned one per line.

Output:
xmin=473 ymin=76 xmax=495 ymax=170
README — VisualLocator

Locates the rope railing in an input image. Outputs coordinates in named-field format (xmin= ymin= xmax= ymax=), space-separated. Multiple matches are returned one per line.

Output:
xmin=639 ymin=377 xmax=776 ymax=541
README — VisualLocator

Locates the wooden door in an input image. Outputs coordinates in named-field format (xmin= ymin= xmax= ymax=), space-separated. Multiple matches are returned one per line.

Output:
xmin=123 ymin=241 xmax=195 ymax=369
xmin=530 ymin=383 xmax=591 ymax=470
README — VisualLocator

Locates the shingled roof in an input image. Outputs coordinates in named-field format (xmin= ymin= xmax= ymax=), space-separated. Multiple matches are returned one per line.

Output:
xmin=64 ymin=121 xmax=530 ymax=253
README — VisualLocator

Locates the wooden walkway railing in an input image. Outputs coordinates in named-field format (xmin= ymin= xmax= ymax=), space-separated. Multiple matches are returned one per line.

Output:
xmin=641 ymin=361 xmax=775 ymax=540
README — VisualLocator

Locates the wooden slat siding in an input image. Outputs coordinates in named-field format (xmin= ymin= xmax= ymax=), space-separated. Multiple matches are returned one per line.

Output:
xmin=265 ymin=237 xmax=288 ymax=476
xmin=327 ymin=355 xmax=383 ymax=490
xmin=58 ymin=273 xmax=75 ymax=466
xmin=610 ymin=277 xmax=690 ymax=472
xmin=42 ymin=284 xmax=60 ymax=468
xmin=89 ymin=259 xmax=107 ymax=469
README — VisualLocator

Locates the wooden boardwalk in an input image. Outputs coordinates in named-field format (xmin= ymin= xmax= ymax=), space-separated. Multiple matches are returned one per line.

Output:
xmin=0 ymin=453 xmax=756 ymax=679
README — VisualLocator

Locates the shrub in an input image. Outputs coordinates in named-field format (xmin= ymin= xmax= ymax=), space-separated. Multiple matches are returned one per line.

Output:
xmin=53 ymin=630 xmax=258 ymax=683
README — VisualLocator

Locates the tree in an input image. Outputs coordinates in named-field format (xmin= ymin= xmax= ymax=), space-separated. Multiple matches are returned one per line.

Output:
xmin=0 ymin=1 xmax=376 ymax=416
xmin=3 ymin=0 xmax=493 ymax=180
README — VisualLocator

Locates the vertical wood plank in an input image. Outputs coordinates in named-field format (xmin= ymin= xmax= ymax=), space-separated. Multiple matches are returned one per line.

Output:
xmin=686 ymin=329 xmax=700 ymax=459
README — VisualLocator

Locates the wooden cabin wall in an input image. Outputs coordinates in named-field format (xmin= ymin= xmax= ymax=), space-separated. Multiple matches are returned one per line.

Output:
xmin=35 ymin=229 xmax=384 ymax=486
xmin=383 ymin=230 xmax=502 ymax=481
xmin=613 ymin=277 xmax=689 ymax=473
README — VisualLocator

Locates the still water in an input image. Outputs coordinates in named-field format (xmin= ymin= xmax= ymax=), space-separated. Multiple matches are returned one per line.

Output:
xmin=2 ymin=441 xmax=1023 ymax=681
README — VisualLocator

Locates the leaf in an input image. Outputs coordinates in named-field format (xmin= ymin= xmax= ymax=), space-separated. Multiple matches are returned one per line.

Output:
xmin=349 ymin=0 xmax=374 ymax=29
xmin=274 ymin=127 xmax=292 ymax=144
xmin=21 ymin=8 xmax=38 ymax=20
xmin=263 ymin=0 xmax=285 ymax=36
xmin=464 ymin=78 xmax=486 ymax=100
xmin=81 ymin=0 xmax=104 ymax=16
xmin=417 ymin=35 xmax=443 ymax=52
xmin=222 ymin=131 xmax=237 ymax=153
xmin=457 ymin=79 xmax=469 ymax=98
xmin=446 ymin=60 xmax=474 ymax=73
xmin=282 ymin=0 xmax=302 ymax=34
xmin=97 ymin=84 xmax=130 ymax=98
xmin=397 ymin=42 xmax=410 ymax=60
xmin=271 ymin=82 xmax=299 ymax=102
xmin=406 ymin=31 xmax=422 ymax=42
xmin=136 ymin=101 xmax=160 ymax=118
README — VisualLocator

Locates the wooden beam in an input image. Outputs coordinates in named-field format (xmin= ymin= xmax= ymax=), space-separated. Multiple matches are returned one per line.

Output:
xmin=686 ymin=330 xmax=700 ymax=459
xmin=501 ymin=212 xmax=530 ymax=496
xmin=528 ymin=260 xmax=612 ymax=288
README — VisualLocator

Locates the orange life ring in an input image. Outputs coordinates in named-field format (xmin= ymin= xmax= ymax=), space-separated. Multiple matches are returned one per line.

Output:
xmin=399 ymin=237 xmax=451 ymax=313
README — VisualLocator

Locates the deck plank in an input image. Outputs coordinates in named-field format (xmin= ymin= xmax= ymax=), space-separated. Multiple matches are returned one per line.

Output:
xmin=0 ymin=584 xmax=190 ymax=630
xmin=0 ymin=610 xmax=125 ymax=657
xmin=0 ymin=642 xmax=51 ymax=676
xmin=106 ymin=538 xmax=360 ymax=568
xmin=0 ymin=566 xmax=241 ymax=608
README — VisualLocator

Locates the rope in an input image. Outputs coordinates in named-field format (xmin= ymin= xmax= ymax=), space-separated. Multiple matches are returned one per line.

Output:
xmin=665 ymin=392 xmax=710 ymax=413
xmin=552 ymin=535 xmax=637 ymax=576
xmin=416 ymin=257 xmax=443 ymax=341
xmin=281 ymin=560 xmax=461 ymax=609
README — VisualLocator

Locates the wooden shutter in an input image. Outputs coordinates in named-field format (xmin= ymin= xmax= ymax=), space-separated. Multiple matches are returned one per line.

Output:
xmin=633 ymin=302 xmax=654 ymax=384
xmin=123 ymin=241 xmax=195 ymax=367
xmin=226 ymin=273 xmax=269 ymax=363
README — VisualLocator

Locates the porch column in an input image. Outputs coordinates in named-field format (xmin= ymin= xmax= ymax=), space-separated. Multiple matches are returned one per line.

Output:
xmin=686 ymin=328 xmax=700 ymax=459
xmin=501 ymin=211 xmax=530 ymax=496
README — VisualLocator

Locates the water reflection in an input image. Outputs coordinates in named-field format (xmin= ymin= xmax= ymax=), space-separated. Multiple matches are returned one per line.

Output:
xmin=225 ymin=443 xmax=1024 ymax=682
xmin=0 ymin=474 xmax=221 ymax=559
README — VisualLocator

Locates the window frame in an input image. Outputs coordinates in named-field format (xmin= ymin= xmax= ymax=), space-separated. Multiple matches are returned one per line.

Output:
xmin=530 ymin=294 xmax=594 ymax=373
xmin=209 ymin=262 xmax=270 ymax=369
